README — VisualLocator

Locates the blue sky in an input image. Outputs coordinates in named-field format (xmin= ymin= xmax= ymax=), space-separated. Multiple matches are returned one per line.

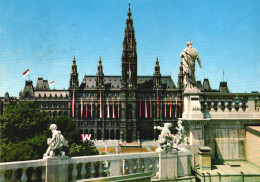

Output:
xmin=0 ymin=0 xmax=260 ymax=96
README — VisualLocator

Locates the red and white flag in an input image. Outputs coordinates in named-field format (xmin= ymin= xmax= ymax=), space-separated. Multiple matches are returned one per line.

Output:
xmin=164 ymin=98 xmax=167 ymax=118
xmin=139 ymin=98 xmax=142 ymax=118
xmin=91 ymin=100 xmax=93 ymax=118
xmin=86 ymin=102 xmax=88 ymax=118
xmin=129 ymin=61 xmax=131 ymax=86
xmin=145 ymin=98 xmax=148 ymax=118
xmin=107 ymin=101 xmax=109 ymax=118
xmin=113 ymin=99 xmax=115 ymax=119
xmin=100 ymin=89 xmax=103 ymax=118
xmin=150 ymin=96 xmax=152 ymax=118
xmin=50 ymin=81 xmax=55 ymax=85
xmin=169 ymin=99 xmax=172 ymax=118
xmin=118 ymin=99 xmax=120 ymax=118
xmin=175 ymin=97 xmax=178 ymax=118
xmin=72 ymin=88 xmax=75 ymax=118
xmin=81 ymin=98 xmax=83 ymax=119
xmin=23 ymin=68 xmax=29 ymax=78
xmin=157 ymin=88 xmax=159 ymax=118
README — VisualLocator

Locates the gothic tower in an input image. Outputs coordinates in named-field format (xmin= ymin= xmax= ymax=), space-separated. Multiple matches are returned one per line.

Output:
xmin=96 ymin=56 xmax=105 ymax=88
xmin=69 ymin=56 xmax=79 ymax=89
xmin=121 ymin=3 xmax=137 ymax=89
xmin=153 ymin=57 xmax=162 ymax=89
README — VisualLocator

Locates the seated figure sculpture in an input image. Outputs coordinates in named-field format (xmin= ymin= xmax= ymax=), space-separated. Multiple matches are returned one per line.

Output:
xmin=43 ymin=124 xmax=69 ymax=157
xmin=154 ymin=123 xmax=173 ymax=152
xmin=173 ymin=119 xmax=187 ymax=145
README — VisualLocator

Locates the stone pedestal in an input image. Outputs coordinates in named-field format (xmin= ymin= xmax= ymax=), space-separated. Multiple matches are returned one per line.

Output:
xmin=198 ymin=146 xmax=211 ymax=170
xmin=177 ymin=148 xmax=191 ymax=177
xmin=44 ymin=156 xmax=68 ymax=182
xmin=183 ymin=89 xmax=203 ymax=120
xmin=158 ymin=150 xmax=178 ymax=180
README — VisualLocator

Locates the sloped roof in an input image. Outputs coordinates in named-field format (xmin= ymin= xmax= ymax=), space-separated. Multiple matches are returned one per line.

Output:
xmin=80 ymin=75 xmax=176 ymax=90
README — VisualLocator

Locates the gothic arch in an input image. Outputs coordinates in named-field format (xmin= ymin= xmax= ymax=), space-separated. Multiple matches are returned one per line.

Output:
xmin=105 ymin=129 xmax=109 ymax=140
xmin=110 ymin=129 xmax=115 ymax=140
xmin=116 ymin=129 xmax=120 ymax=140
xmin=97 ymin=129 xmax=102 ymax=140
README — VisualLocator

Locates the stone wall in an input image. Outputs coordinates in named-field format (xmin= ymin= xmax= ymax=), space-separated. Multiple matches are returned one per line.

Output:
xmin=246 ymin=126 xmax=260 ymax=167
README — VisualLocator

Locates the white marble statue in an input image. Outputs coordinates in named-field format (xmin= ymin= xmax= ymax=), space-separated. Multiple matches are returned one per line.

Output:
xmin=154 ymin=123 xmax=173 ymax=151
xmin=44 ymin=124 xmax=69 ymax=157
xmin=173 ymin=119 xmax=187 ymax=145
xmin=180 ymin=41 xmax=203 ymax=89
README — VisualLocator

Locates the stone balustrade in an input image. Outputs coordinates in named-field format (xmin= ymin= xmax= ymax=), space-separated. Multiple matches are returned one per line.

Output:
xmin=68 ymin=152 xmax=159 ymax=181
xmin=0 ymin=152 xmax=159 ymax=182
xmin=0 ymin=149 xmax=193 ymax=181
xmin=0 ymin=159 xmax=46 ymax=182
xmin=183 ymin=91 xmax=260 ymax=120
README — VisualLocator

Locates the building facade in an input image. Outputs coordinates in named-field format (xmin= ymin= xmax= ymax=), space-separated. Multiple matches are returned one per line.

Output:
xmin=1 ymin=3 xmax=232 ymax=142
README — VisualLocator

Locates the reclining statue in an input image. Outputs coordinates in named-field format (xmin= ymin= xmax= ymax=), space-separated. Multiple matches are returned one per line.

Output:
xmin=43 ymin=124 xmax=69 ymax=157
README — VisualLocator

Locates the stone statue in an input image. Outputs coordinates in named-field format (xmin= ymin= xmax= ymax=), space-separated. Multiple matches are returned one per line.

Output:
xmin=180 ymin=41 xmax=203 ymax=89
xmin=44 ymin=124 xmax=69 ymax=157
xmin=154 ymin=123 xmax=173 ymax=152
xmin=173 ymin=119 xmax=187 ymax=145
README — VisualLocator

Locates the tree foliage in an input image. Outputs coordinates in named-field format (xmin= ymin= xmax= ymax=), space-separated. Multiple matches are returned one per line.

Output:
xmin=1 ymin=102 xmax=51 ymax=142
xmin=0 ymin=101 xmax=99 ymax=162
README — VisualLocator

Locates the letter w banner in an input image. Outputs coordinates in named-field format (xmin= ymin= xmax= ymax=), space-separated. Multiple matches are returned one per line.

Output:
xmin=100 ymin=89 xmax=103 ymax=118
xmin=81 ymin=134 xmax=91 ymax=142
xmin=72 ymin=88 xmax=75 ymax=118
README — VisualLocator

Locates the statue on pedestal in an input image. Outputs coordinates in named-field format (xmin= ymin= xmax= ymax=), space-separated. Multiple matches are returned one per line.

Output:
xmin=180 ymin=41 xmax=203 ymax=89
xmin=43 ymin=124 xmax=69 ymax=157
xmin=154 ymin=123 xmax=173 ymax=152
xmin=173 ymin=119 xmax=188 ymax=145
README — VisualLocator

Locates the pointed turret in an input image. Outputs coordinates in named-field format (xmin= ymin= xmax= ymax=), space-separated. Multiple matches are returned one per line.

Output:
xmin=153 ymin=57 xmax=162 ymax=89
xmin=96 ymin=56 xmax=105 ymax=88
xmin=121 ymin=2 xmax=137 ymax=89
xmin=69 ymin=56 xmax=79 ymax=89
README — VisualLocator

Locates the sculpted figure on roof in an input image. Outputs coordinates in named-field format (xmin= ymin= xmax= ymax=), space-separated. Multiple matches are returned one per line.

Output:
xmin=180 ymin=41 xmax=203 ymax=89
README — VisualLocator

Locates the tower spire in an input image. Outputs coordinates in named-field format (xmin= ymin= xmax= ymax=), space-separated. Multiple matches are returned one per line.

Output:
xmin=96 ymin=56 xmax=104 ymax=88
xmin=69 ymin=56 xmax=79 ymax=89
xmin=153 ymin=57 xmax=162 ymax=89
xmin=121 ymin=3 xmax=137 ymax=89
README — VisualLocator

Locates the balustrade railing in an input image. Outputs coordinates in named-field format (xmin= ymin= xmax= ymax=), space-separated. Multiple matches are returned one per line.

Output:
xmin=68 ymin=152 xmax=158 ymax=181
xmin=0 ymin=159 xmax=46 ymax=182
xmin=0 ymin=152 xmax=159 ymax=182
xmin=198 ymin=94 xmax=260 ymax=119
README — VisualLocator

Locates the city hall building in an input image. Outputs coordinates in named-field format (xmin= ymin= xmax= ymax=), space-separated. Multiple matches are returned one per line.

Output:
xmin=1 ymin=4 xmax=230 ymax=142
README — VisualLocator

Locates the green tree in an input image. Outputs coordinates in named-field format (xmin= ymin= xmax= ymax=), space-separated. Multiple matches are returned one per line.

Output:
xmin=1 ymin=101 xmax=51 ymax=142
xmin=0 ymin=102 xmax=99 ymax=162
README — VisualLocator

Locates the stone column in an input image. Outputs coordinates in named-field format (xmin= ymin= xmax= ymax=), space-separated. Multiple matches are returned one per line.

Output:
xmin=198 ymin=146 xmax=211 ymax=170
xmin=44 ymin=156 xmax=68 ymax=182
